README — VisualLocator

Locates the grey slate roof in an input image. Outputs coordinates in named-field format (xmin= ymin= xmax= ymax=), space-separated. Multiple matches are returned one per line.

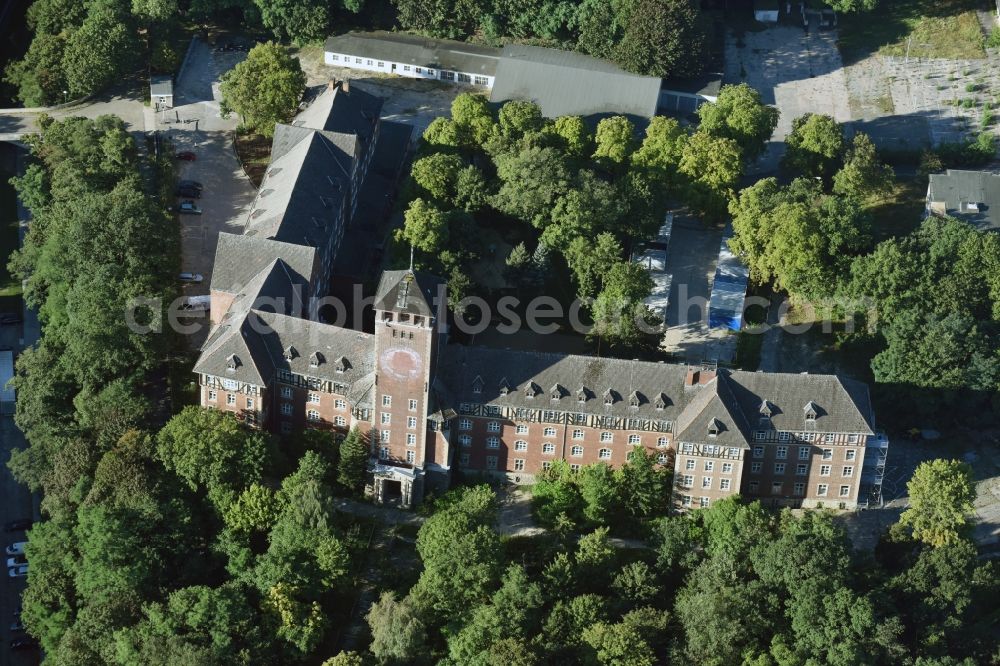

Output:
xmin=673 ymin=377 xmax=752 ymax=447
xmin=296 ymin=82 xmax=383 ymax=145
xmin=374 ymin=270 xmax=445 ymax=317
xmin=926 ymin=169 xmax=1000 ymax=231
xmin=490 ymin=44 xmax=661 ymax=121
xmin=150 ymin=75 xmax=173 ymax=96
xmin=244 ymin=130 xmax=352 ymax=244
xmin=211 ymin=232 xmax=317 ymax=295
xmin=325 ymin=32 xmax=501 ymax=77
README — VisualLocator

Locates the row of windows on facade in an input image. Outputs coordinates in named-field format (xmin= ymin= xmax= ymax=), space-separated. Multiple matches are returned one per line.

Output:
xmin=680 ymin=470 xmax=853 ymax=494
xmin=209 ymin=391 xmax=256 ymax=409
xmin=380 ymin=447 xmax=417 ymax=464
xmin=375 ymin=430 xmax=419 ymax=446
xmin=752 ymin=445 xmax=857 ymax=461
xmin=329 ymin=54 xmax=489 ymax=85
xmin=456 ymin=452 xmax=669 ymax=471
xmin=456 ymin=404 xmax=672 ymax=433
xmin=748 ymin=463 xmax=854 ymax=477
xmin=455 ymin=435 xmax=670 ymax=459
xmin=754 ymin=431 xmax=862 ymax=444
xmin=457 ymin=419 xmax=670 ymax=445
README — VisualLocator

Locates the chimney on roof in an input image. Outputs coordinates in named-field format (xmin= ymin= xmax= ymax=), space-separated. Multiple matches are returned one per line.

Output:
xmin=684 ymin=366 xmax=717 ymax=388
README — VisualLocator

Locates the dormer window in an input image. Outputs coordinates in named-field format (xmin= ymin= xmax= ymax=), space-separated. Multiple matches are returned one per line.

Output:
xmin=472 ymin=376 xmax=484 ymax=395
xmin=498 ymin=379 xmax=510 ymax=396
xmin=804 ymin=401 xmax=818 ymax=421
xmin=628 ymin=391 xmax=641 ymax=408
xmin=283 ymin=345 xmax=297 ymax=361
xmin=759 ymin=400 xmax=772 ymax=417
xmin=310 ymin=351 xmax=324 ymax=368
xmin=334 ymin=356 xmax=349 ymax=373
xmin=654 ymin=393 xmax=668 ymax=410
xmin=603 ymin=389 xmax=615 ymax=406
xmin=708 ymin=418 xmax=722 ymax=437
xmin=577 ymin=387 xmax=588 ymax=403
xmin=550 ymin=384 xmax=563 ymax=401
xmin=524 ymin=382 xmax=539 ymax=398
xmin=226 ymin=354 xmax=240 ymax=371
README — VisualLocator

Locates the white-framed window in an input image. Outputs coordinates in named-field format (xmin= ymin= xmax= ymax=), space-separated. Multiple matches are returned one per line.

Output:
xmin=720 ymin=478 xmax=731 ymax=490
xmin=460 ymin=452 xmax=470 ymax=465
xmin=657 ymin=437 xmax=668 ymax=448
xmin=779 ymin=431 xmax=790 ymax=441
xmin=407 ymin=433 xmax=416 ymax=446
xmin=748 ymin=481 xmax=759 ymax=493
xmin=817 ymin=484 xmax=828 ymax=496
xmin=793 ymin=482 xmax=805 ymax=495
xmin=331 ymin=54 xmax=339 ymax=61
xmin=681 ymin=443 xmax=693 ymax=454
xmin=486 ymin=436 xmax=500 ymax=449
xmin=699 ymin=497 xmax=710 ymax=508
xmin=409 ymin=399 xmax=418 ymax=411
xmin=657 ymin=453 xmax=668 ymax=464
xmin=543 ymin=426 xmax=556 ymax=437
xmin=599 ymin=448 xmax=612 ymax=460
xmin=848 ymin=434 xmax=859 ymax=444
xmin=771 ymin=482 xmax=783 ymax=494
xmin=474 ymin=75 xmax=488 ymax=85
xmin=487 ymin=421 xmax=501 ymax=432
xmin=382 ymin=395 xmax=392 ymax=407
xmin=572 ymin=429 xmax=584 ymax=440
xmin=307 ymin=409 xmax=320 ymax=422
xmin=701 ymin=476 xmax=712 ymax=489
xmin=728 ymin=447 xmax=740 ymax=457
xmin=680 ymin=475 xmax=694 ymax=488
xmin=542 ymin=461 xmax=552 ymax=471
xmin=822 ymin=448 xmax=833 ymax=460
xmin=751 ymin=462 xmax=762 ymax=473
xmin=335 ymin=399 xmax=346 ymax=409
xmin=570 ymin=463 xmax=581 ymax=472
xmin=842 ymin=466 xmax=854 ymax=477
xmin=308 ymin=392 xmax=320 ymax=404
xmin=407 ymin=416 xmax=417 ymax=429
xmin=514 ymin=440 xmax=528 ymax=451
xmin=280 ymin=403 xmax=292 ymax=415
xmin=600 ymin=432 xmax=613 ymax=442
xmin=355 ymin=57 xmax=362 ymax=64
xmin=820 ymin=465 xmax=831 ymax=476
xmin=774 ymin=463 xmax=786 ymax=474
xmin=208 ymin=390 xmax=217 ymax=401
xmin=515 ymin=424 xmax=528 ymax=434
xmin=226 ymin=394 xmax=236 ymax=406
xmin=840 ymin=485 xmax=851 ymax=497
xmin=754 ymin=431 xmax=766 ymax=441
xmin=459 ymin=419 xmax=472 ymax=430
xmin=682 ymin=495 xmax=692 ymax=507
xmin=366 ymin=59 xmax=373 ymax=65
xmin=704 ymin=445 xmax=718 ymax=455
xmin=441 ymin=70 xmax=454 ymax=81
xmin=381 ymin=412 xmax=391 ymax=425
xmin=457 ymin=72 xmax=471 ymax=83
xmin=427 ymin=68 xmax=435 ymax=75
xmin=722 ymin=462 xmax=733 ymax=474
xmin=486 ymin=456 xmax=497 ymax=470
xmin=335 ymin=416 xmax=346 ymax=426
xmin=379 ymin=446 xmax=390 ymax=459
xmin=406 ymin=450 xmax=415 ymax=463
xmin=753 ymin=446 xmax=764 ymax=458
xmin=280 ymin=386 xmax=292 ymax=399
xmin=514 ymin=459 xmax=525 ymax=471
xmin=845 ymin=449 xmax=856 ymax=461
xmin=403 ymin=64 xmax=411 ymax=72
xmin=377 ymin=61 xmax=384 ymax=67
xmin=571 ymin=445 xmax=584 ymax=457
xmin=459 ymin=435 xmax=472 ymax=447
xmin=628 ymin=434 xmax=641 ymax=445
xmin=704 ymin=460 xmax=714 ymax=472
xmin=776 ymin=446 xmax=787 ymax=459
xmin=796 ymin=464 xmax=808 ymax=475
xmin=685 ymin=459 xmax=695 ymax=470
xmin=380 ymin=429 xmax=390 ymax=443
xmin=798 ymin=446 xmax=810 ymax=459
xmin=542 ymin=443 xmax=555 ymax=454
xmin=825 ymin=434 xmax=835 ymax=443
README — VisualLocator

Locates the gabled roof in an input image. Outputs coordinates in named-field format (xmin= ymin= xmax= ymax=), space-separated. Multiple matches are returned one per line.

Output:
xmin=373 ymin=270 xmax=445 ymax=317
xmin=150 ymin=75 xmax=172 ymax=96
xmin=210 ymin=233 xmax=317 ymax=296
xmin=926 ymin=169 xmax=1000 ymax=231
xmin=295 ymin=82 xmax=383 ymax=144
xmin=324 ymin=31 xmax=501 ymax=77
xmin=244 ymin=130 xmax=352 ymax=244
xmin=673 ymin=376 xmax=752 ymax=448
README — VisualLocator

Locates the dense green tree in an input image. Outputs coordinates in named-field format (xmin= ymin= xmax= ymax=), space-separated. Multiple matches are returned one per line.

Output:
xmin=411 ymin=153 xmax=466 ymax=201
xmin=593 ymin=116 xmax=636 ymax=168
xmin=697 ymin=83 xmax=779 ymax=161
xmin=825 ymin=0 xmax=877 ymax=10
xmin=498 ymin=100 xmax=544 ymax=138
xmin=577 ymin=462 xmax=620 ymax=525
xmin=615 ymin=0 xmax=706 ymax=77
xmin=833 ymin=133 xmax=894 ymax=200
xmin=223 ymin=483 xmax=283 ymax=535
xmin=576 ymin=0 xmax=623 ymax=60
xmin=550 ymin=115 xmax=592 ymax=157
xmin=900 ymin=459 xmax=977 ymax=547
xmin=392 ymin=0 xmax=480 ymax=39
xmin=453 ymin=165 xmax=491 ymax=212
xmin=630 ymin=115 xmax=687 ymax=181
xmin=582 ymin=621 xmax=656 ymax=666
xmin=493 ymin=146 xmax=573 ymax=228
xmin=611 ymin=561 xmax=659 ymax=605
xmin=323 ymin=653 xmax=366 ymax=666
xmin=337 ymin=427 xmax=369 ymax=492
xmin=451 ymin=92 xmax=496 ymax=146
xmin=398 ymin=198 xmax=450 ymax=253
xmin=590 ymin=260 xmax=659 ymax=347
xmin=650 ymin=514 xmax=702 ymax=575
xmin=679 ymin=131 xmax=743 ymax=219
xmin=423 ymin=117 xmax=463 ymax=148
xmin=220 ymin=42 xmax=306 ymax=137
xmin=618 ymin=448 xmax=670 ymax=518
xmin=4 ymin=32 xmax=67 ymax=106
xmin=782 ymin=113 xmax=845 ymax=180
xmin=564 ymin=232 xmax=623 ymax=300
xmin=26 ymin=0 xmax=87 ymax=35
xmin=366 ymin=591 xmax=427 ymax=664
xmin=543 ymin=171 xmax=625 ymax=249
xmin=131 ymin=0 xmax=179 ymax=22
xmin=61 ymin=7 xmax=137 ymax=98
xmin=533 ymin=460 xmax=583 ymax=526
xmin=253 ymin=0 xmax=329 ymax=43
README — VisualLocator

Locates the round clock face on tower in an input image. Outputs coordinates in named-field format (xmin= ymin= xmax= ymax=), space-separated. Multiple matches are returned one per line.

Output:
xmin=380 ymin=347 xmax=423 ymax=382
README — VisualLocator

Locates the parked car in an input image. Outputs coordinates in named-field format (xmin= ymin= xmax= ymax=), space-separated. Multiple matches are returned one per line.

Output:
xmin=176 ymin=186 xmax=201 ymax=198
xmin=178 ymin=272 xmax=204 ymax=284
xmin=176 ymin=151 xmax=196 ymax=161
xmin=10 ymin=638 xmax=36 ymax=651
xmin=178 ymin=296 xmax=210 ymax=316
xmin=5 ymin=542 xmax=25 ymax=556
xmin=177 ymin=179 xmax=203 ymax=190
xmin=10 ymin=620 xmax=24 ymax=632
xmin=177 ymin=201 xmax=202 ymax=215
xmin=6 ymin=556 xmax=26 ymax=568
xmin=8 ymin=565 xmax=27 ymax=578
xmin=4 ymin=520 xmax=32 ymax=533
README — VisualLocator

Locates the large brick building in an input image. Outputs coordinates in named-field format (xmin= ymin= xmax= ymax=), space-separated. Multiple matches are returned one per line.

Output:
xmin=193 ymin=75 xmax=888 ymax=509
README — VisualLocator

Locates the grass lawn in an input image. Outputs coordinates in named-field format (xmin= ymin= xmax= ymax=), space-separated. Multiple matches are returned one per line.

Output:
xmin=0 ymin=175 xmax=22 ymax=299
xmin=837 ymin=0 xmax=986 ymax=62
xmin=868 ymin=176 xmax=927 ymax=242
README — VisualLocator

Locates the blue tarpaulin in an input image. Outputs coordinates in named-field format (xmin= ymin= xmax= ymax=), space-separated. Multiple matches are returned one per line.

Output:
xmin=709 ymin=226 xmax=749 ymax=331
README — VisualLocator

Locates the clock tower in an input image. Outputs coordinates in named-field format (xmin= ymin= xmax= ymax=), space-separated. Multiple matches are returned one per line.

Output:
xmin=370 ymin=269 xmax=446 ymax=506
